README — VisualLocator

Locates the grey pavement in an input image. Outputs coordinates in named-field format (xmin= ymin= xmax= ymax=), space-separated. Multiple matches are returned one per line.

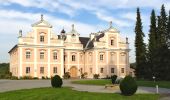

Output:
xmin=0 ymin=79 xmax=170 ymax=95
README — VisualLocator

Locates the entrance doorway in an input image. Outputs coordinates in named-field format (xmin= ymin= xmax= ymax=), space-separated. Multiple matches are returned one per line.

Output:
xmin=70 ymin=66 xmax=77 ymax=78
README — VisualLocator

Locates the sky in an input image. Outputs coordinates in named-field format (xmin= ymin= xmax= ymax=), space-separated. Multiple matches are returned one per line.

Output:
xmin=0 ymin=0 xmax=170 ymax=63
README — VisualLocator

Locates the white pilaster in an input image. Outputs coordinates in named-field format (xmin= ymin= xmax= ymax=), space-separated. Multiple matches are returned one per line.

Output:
xmin=61 ymin=49 xmax=64 ymax=78
xmin=117 ymin=52 xmax=119 ymax=77
xmin=106 ymin=51 xmax=109 ymax=75
xmin=95 ymin=50 xmax=98 ymax=74
xmin=34 ymin=48 xmax=37 ymax=77
xmin=78 ymin=52 xmax=80 ymax=76
xmin=19 ymin=47 xmax=23 ymax=77
xmin=47 ymin=28 xmax=51 ymax=78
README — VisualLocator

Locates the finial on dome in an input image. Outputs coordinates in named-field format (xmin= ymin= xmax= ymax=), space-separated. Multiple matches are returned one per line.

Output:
xmin=72 ymin=24 xmax=74 ymax=31
xmin=109 ymin=21 xmax=112 ymax=28
xmin=41 ymin=14 xmax=43 ymax=21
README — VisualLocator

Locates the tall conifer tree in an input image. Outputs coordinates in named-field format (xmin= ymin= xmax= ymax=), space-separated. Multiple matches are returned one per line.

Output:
xmin=135 ymin=8 xmax=146 ymax=78
xmin=147 ymin=10 xmax=157 ymax=79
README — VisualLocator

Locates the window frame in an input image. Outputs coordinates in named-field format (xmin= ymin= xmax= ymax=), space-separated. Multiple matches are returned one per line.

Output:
xmin=40 ymin=67 xmax=44 ymax=74
xmin=100 ymin=68 xmax=104 ymax=73
xmin=26 ymin=51 xmax=31 ymax=59
xmin=53 ymin=67 xmax=57 ymax=74
xmin=40 ymin=51 xmax=45 ymax=59
xmin=53 ymin=51 xmax=57 ymax=60
xmin=26 ymin=67 xmax=30 ymax=74
xmin=40 ymin=35 xmax=45 ymax=42
xmin=100 ymin=54 xmax=104 ymax=61
xmin=111 ymin=68 xmax=114 ymax=73
xmin=121 ymin=68 xmax=124 ymax=73
xmin=72 ymin=55 xmax=76 ymax=61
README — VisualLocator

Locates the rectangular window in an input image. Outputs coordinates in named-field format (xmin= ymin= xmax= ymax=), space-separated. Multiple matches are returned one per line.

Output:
xmin=26 ymin=51 xmax=31 ymax=59
xmin=40 ymin=36 xmax=44 ymax=42
xmin=53 ymin=67 xmax=57 ymax=73
xmin=72 ymin=55 xmax=76 ymax=61
xmin=100 ymin=54 xmax=104 ymax=61
xmin=40 ymin=52 xmax=44 ymax=59
xmin=121 ymin=68 xmax=124 ymax=73
xmin=111 ymin=68 xmax=114 ymax=73
xmin=111 ymin=40 xmax=114 ymax=45
xmin=40 ymin=67 xmax=44 ymax=74
xmin=53 ymin=52 xmax=57 ymax=60
xmin=100 ymin=68 xmax=104 ymax=73
xmin=26 ymin=67 xmax=30 ymax=74
xmin=64 ymin=55 xmax=66 ymax=61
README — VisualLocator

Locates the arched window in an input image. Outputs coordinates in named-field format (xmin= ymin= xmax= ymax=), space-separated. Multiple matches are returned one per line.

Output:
xmin=111 ymin=39 xmax=114 ymax=45
xmin=72 ymin=55 xmax=76 ymax=61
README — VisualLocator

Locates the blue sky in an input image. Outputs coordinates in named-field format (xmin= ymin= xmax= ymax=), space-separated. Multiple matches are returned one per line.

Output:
xmin=0 ymin=0 xmax=170 ymax=63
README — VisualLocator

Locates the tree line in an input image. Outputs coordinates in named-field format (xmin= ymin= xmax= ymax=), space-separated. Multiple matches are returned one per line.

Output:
xmin=135 ymin=4 xmax=170 ymax=81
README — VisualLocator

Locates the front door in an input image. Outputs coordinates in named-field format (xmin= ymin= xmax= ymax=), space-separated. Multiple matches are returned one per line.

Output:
xmin=70 ymin=66 xmax=77 ymax=78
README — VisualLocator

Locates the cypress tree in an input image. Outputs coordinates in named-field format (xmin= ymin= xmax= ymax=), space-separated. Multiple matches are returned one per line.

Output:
xmin=135 ymin=8 xmax=147 ymax=79
xmin=167 ymin=11 xmax=170 ymax=47
xmin=160 ymin=4 xmax=168 ymax=45
xmin=147 ymin=10 xmax=157 ymax=79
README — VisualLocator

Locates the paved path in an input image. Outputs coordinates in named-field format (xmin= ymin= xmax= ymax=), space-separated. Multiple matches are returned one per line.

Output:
xmin=0 ymin=79 xmax=170 ymax=99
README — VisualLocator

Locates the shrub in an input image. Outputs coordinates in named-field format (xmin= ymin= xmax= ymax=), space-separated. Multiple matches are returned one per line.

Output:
xmin=119 ymin=75 xmax=138 ymax=96
xmin=51 ymin=75 xmax=63 ymax=88
xmin=81 ymin=72 xmax=88 ymax=79
xmin=63 ymin=72 xmax=70 ymax=79
xmin=42 ymin=76 xmax=46 ymax=79
xmin=22 ymin=76 xmax=33 ymax=80
xmin=33 ymin=77 xmax=39 ymax=79
xmin=111 ymin=75 xmax=117 ymax=84
xmin=10 ymin=76 xmax=18 ymax=80
xmin=93 ymin=74 xmax=100 ymax=79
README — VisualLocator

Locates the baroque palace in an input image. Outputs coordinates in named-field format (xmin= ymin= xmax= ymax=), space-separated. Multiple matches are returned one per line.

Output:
xmin=9 ymin=15 xmax=130 ymax=78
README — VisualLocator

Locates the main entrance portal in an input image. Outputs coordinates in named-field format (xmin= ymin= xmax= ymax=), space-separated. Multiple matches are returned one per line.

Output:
xmin=70 ymin=66 xmax=77 ymax=78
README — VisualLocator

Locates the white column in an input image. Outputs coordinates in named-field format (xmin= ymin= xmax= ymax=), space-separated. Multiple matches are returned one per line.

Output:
xmin=117 ymin=52 xmax=119 ymax=77
xmin=106 ymin=51 xmax=109 ymax=75
xmin=47 ymin=28 xmax=51 ymax=78
xmin=78 ymin=52 xmax=80 ymax=77
xmin=48 ymin=48 xmax=50 ymax=77
xmin=95 ymin=50 xmax=98 ymax=74
xmin=34 ymin=48 xmax=37 ymax=77
xmin=19 ymin=47 xmax=23 ymax=77
xmin=60 ymin=49 xmax=64 ymax=78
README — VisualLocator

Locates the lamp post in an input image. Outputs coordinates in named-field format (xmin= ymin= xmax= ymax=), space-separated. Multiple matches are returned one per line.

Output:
xmin=153 ymin=76 xmax=158 ymax=94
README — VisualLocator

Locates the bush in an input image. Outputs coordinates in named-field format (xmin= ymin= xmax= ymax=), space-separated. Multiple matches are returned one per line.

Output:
xmin=22 ymin=76 xmax=33 ymax=80
xmin=42 ymin=76 xmax=46 ymax=79
xmin=81 ymin=72 xmax=88 ymax=79
xmin=33 ymin=77 xmax=39 ymax=79
xmin=63 ymin=72 xmax=70 ymax=79
xmin=10 ymin=76 xmax=18 ymax=80
xmin=93 ymin=74 xmax=100 ymax=79
xmin=51 ymin=75 xmax=63 ymax=88
xmin=119 ymin=75 xmax=138 ymax=96
xmin=111 ymin=75 xmax=117 ymax=84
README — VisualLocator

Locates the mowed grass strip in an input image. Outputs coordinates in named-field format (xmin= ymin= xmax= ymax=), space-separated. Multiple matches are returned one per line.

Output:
xmin=72 ymin=79 xmax=170 ymax=89
xmin=0 ymin=87 xmax=159 ymax=100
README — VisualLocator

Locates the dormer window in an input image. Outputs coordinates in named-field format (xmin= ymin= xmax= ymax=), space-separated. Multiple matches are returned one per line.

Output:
xmin=40 ymin=35 xmax=44 ymax=42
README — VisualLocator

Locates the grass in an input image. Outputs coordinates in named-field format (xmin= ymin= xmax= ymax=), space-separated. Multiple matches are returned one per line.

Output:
xmin=0 ymin=87 xmax=159 ymax=100
xmin=72 ymin=79 xmax=170 ymax=89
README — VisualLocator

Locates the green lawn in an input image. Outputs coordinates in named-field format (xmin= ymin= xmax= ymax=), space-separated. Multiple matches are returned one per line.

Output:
xmin=72 ymin=79 xmax=170 ymax=89
xmin=0 ymin=87 xmax=159 ymax=100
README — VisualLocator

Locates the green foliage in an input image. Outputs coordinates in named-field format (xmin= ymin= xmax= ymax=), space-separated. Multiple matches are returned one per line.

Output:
xmin=51 ymin=75 xmax=63 ymax=88
xmin=63 ymin=72 xmax=70 ymax=79
xmin=111 ymin=75 xmax=117 ymax=84
xmin=33 ymin=77 xmax=39 ymax=79
xmin=93 ymin=74 xmax=100 ymax=79
xmin=134 ymin=8 xmax=147 ymax=79
xmin=0 ymin=63 xmax=10 ymax=79
xmin=22 ymin=76 xmax=33 ymax=80
xmin=120 ymin=76 xmax=138 ymax=96
xmin=41 ymin=76 xmax=46 ymax=79
xmin=81 ymin=72 xmax=87 ymax=79
xmin=10 ymin=76 xmax=18 ymax=80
